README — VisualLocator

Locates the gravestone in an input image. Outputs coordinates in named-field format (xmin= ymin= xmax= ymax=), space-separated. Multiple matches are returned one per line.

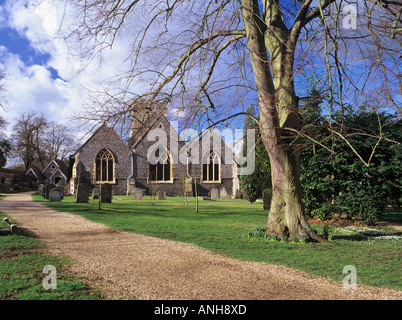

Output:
xmin=75 ymin=183 xmax=90 ymax=203
xmin=92 ymin=186 xmax=100 ymax=199
xmin=134 ymin=188 xmax=143 ymax=200
xmin=37 ymin=184 xmax=45 ymax=197
xmin=127 ymin=178 xmax=136 ymax=196
xmin=158 ymin=191 xmax=166 ymax=200
xmin=210 ymin=188 xmax=220 ymax=199
xmin=220 ymin=187 xmax=229 ymax=199
xmin=184 ymin=178 xmax=193 ymax=193
xmin=233 ymin=189 xmax=242 ymax=199
xmin=49 ymin=188 xmax=62 ymax=202
xmin=183 ymin=178 xmax=193 ymax=198
xmin=100 ymin=183 xmax=112 ymax=203
xmin=43 ymin=184 xmax=55 ymax=200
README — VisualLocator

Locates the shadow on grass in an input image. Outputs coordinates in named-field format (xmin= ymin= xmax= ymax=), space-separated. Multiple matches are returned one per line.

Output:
xmin=333 ymin=231 xmax=402 ymax=241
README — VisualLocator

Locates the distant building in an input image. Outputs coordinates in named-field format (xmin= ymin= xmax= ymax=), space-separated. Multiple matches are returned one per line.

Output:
xmin=26 ymin=159 xmax=69 ymax=186
xmin=0 ymin=168 xmax=24 ymax=185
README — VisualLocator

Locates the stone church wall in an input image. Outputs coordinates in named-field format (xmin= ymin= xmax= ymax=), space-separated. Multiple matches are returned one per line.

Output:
xmin=72 ymin=115 xmax=239 ymax=198
xmin=73 ymin=124 xmax=132 ymax=195
xmin=132 ymin=120 xmax=236 ymax=198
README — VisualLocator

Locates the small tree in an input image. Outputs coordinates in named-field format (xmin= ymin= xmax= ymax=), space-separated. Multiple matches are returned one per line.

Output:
xmin=0 ymin=68 xmax=10 ymax=168
xmin=11 ymin=112 xmax=47 ymax=170
xmin=0 ymin=139 xmax=11 ymax=168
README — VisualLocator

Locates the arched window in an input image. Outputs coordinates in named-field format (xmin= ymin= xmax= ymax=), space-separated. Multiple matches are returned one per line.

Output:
xmin=202 ymin=150 xmax=220 ymax=182
xmin=95 ymin=148 xmax=115 ymax=183
xmin=149 ymin=147 xmax=172 ymax=182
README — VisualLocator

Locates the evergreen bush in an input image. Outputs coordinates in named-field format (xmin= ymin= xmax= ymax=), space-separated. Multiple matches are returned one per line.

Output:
xmin=300 ymin=111 xmax=400 ymax=225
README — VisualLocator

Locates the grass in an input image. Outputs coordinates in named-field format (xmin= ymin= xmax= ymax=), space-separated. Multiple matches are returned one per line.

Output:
xmin=0 ymin=212 xmax=102 ymax=300
xmin=34 ymin=195 xmax=402 ymax=292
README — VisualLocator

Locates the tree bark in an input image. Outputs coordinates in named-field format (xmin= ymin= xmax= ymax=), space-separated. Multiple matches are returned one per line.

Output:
xmin=242 ymin=0 xmax=327 ymax=242
xmin=264 ymin=138 xmax=324 ymax=241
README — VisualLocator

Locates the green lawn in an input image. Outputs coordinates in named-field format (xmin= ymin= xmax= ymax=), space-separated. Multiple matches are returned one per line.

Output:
xmin=34 ymin=195 xmax=402 ymax=291
xmin=0 ymin=212 xmax=102 ymax=300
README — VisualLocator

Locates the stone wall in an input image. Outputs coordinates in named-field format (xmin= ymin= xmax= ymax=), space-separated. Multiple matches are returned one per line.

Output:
xmin=132 ymin=121 xmax=236 ymax=198
xmin=71 ymin=118 xmax=239 ymax=198
xmin=73 ymin=124 xmax=133 ymax=195
xmin=132 ymin=116 xmax=188 ymax=196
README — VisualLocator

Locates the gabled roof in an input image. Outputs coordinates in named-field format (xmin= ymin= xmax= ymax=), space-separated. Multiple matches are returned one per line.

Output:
xmin=73 ymin=122 xmax=131 ymax=156
xmin=49 ymin=168 xmax=68 ymax=181
xmin=42 ymin=159 xmax=68 ymax=176
xmin=186 ymin=128 xmax=237 ymax=161
xmin=26 ymin=167 xmax=45 ymax=179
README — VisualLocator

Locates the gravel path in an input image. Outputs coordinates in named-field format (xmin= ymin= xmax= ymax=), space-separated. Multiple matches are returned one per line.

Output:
xmin=1 ymin=192 xmax=401 ymax=300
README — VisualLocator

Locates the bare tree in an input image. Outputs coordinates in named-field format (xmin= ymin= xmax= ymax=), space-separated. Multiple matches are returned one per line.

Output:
xmin=0 ymin=116 xmax=6 ymax=132
xmin=11 ymin=113 xmax=48 ymax=170
xmin=65 ymin=0 xmax=401 ymax=242
xmin=0 ymin=107 xmax=10 ymax=169
xmin=46 ymin=122 xmax=78 ymax=160
xmin=11 ymin=112 xmax=76 ymax=170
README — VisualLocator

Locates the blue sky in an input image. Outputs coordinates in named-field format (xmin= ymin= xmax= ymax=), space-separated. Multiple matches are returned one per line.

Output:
xmin=1 ymin=0 xmax=399 ymax=141
xmin=0 ymin=0 xmax=79 ymax=136
xmin=0 ymin=0 xmax=247 ymax=140
xmin=0 ymin=0 xmax=128 ymax=139
xmin=0 ymin=27 xmax=47 ymax=66
xmin=0 ymin=0 xmax=249 ymax=167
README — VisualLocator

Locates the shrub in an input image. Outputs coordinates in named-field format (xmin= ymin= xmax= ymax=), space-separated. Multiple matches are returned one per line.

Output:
xmin=241 ymin=183 xmax=260 ymax=203
xmin=239 ymin=106 xmax=272 ymax=204
xmin=300 ymin=110 xmax=400 ymax=225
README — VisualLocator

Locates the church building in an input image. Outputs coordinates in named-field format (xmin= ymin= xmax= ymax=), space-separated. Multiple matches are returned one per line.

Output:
xmin=70 ymin=103 xmax=240 ymax=198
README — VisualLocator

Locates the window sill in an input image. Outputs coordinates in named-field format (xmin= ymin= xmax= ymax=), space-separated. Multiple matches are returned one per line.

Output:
xmin=147 ymin=180 xmax=174 ymax=184
xmin=94 ymin=181 xmax=116 ymax=184
xmin=200 ymin=180 xmax=221 ymax=184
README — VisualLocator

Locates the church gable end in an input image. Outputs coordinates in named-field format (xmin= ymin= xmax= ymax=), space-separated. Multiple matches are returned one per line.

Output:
xmin=72 ymin=123 xmax=132 ymax=195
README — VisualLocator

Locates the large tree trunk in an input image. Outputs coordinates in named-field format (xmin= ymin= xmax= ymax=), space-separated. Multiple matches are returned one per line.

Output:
xmin=259 ymin=93 xmax=325 ymax=242
xmin=264 ymin=139 xmax=324 ymax=241
xmin=242 ymin=0 xmax=327 ymax=242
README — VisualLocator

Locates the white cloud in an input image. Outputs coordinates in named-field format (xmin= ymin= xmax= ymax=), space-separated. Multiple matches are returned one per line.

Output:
xmin=0 ymin=2 xmax=97 ymax=135
xmin=0 ymin=0 xmax=150 ymax=143
xmin=6 ymin=0 xmax=85 ymax=81
xmin=0 ymin=1 xmax=83 ymax=136
xmin=6 ymin=0 xmax=136 ymax=82
xmin=0 ymin=46 xmax=82 ymax=133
